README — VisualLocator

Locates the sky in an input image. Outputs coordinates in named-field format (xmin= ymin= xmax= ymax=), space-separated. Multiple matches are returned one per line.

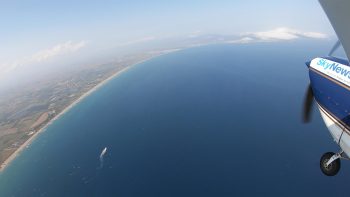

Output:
xmin=0 ymin=0 xmax=335 ymax=88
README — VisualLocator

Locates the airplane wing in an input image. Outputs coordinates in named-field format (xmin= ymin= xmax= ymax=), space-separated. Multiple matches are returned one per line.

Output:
xmin=319 ymin=0 xmax=350 ymax=61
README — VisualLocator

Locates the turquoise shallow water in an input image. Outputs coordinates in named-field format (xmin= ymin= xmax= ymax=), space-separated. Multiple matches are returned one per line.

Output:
xmin=0 ymin=41 xmax=349 ymax=196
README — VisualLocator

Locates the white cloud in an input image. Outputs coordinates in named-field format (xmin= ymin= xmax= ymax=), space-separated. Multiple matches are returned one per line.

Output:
xmin=31 ymin=41 xmax=86 ymax=62
xmin=240 ymin=27 xmax=328 ymax=42
xmin=301 ymin=31 xmax=328 ymax=39
xmin=0 ymin=61 xmax=20 ymax=76
xmin=0 ymin=40 xmax=87 ymax=76
xmin=227 ymin=37 xmax=254 ymax=44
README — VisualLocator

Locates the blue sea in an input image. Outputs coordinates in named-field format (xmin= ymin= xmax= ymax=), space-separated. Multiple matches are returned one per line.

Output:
xmin=0 ymin=41 xmax=349 ymax=196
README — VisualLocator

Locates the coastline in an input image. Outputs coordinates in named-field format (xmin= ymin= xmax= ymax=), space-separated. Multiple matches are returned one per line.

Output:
xmin=0 ymin=55 xmax=162 ymax=172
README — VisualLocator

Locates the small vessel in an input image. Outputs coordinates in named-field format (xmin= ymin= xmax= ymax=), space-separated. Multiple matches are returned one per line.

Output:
xmin=100 ymin=147 xmax=107 ymax=158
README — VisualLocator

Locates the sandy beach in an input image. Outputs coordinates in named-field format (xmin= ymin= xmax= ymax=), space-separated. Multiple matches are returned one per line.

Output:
xmin=0 ymin=55 xmax=163 ymax=172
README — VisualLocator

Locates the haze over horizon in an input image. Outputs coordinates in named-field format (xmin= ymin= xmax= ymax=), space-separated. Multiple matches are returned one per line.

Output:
xmin=0 ymin=1 xmax=335 ymax=90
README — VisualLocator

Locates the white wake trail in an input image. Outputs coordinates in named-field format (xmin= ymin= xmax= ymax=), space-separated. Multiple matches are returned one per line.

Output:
xmin=98 ymin=147 xmax=107 ymax=169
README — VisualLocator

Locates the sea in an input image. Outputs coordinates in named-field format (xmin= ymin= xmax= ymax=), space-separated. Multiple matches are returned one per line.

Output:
xmin=0 ymin=40 xmax=349 ymax=196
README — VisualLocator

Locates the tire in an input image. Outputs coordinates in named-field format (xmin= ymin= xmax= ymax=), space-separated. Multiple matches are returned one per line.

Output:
xmin=320 ymin=152 xmax=341 ymax=176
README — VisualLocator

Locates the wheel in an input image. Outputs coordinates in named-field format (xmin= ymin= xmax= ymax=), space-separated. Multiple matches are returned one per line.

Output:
xmin=320 ymin=152 xmax=341 ymax=176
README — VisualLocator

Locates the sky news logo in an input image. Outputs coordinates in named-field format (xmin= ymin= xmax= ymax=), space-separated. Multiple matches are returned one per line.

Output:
xmin=317 ymin=59 xmax=350 ymax=79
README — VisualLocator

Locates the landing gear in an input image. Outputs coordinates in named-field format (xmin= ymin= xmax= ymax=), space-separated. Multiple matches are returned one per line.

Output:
xmin=320 ymin=152 xmax=341 ymax=176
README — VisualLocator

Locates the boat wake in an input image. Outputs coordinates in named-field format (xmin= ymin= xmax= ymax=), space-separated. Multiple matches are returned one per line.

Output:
xmin=98 ymin=147 xmax=107 ymax=169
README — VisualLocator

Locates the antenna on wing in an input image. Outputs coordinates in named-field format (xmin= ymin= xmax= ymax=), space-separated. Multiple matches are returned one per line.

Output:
xmin=328 ymin=40 xmax=341 ymax=57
